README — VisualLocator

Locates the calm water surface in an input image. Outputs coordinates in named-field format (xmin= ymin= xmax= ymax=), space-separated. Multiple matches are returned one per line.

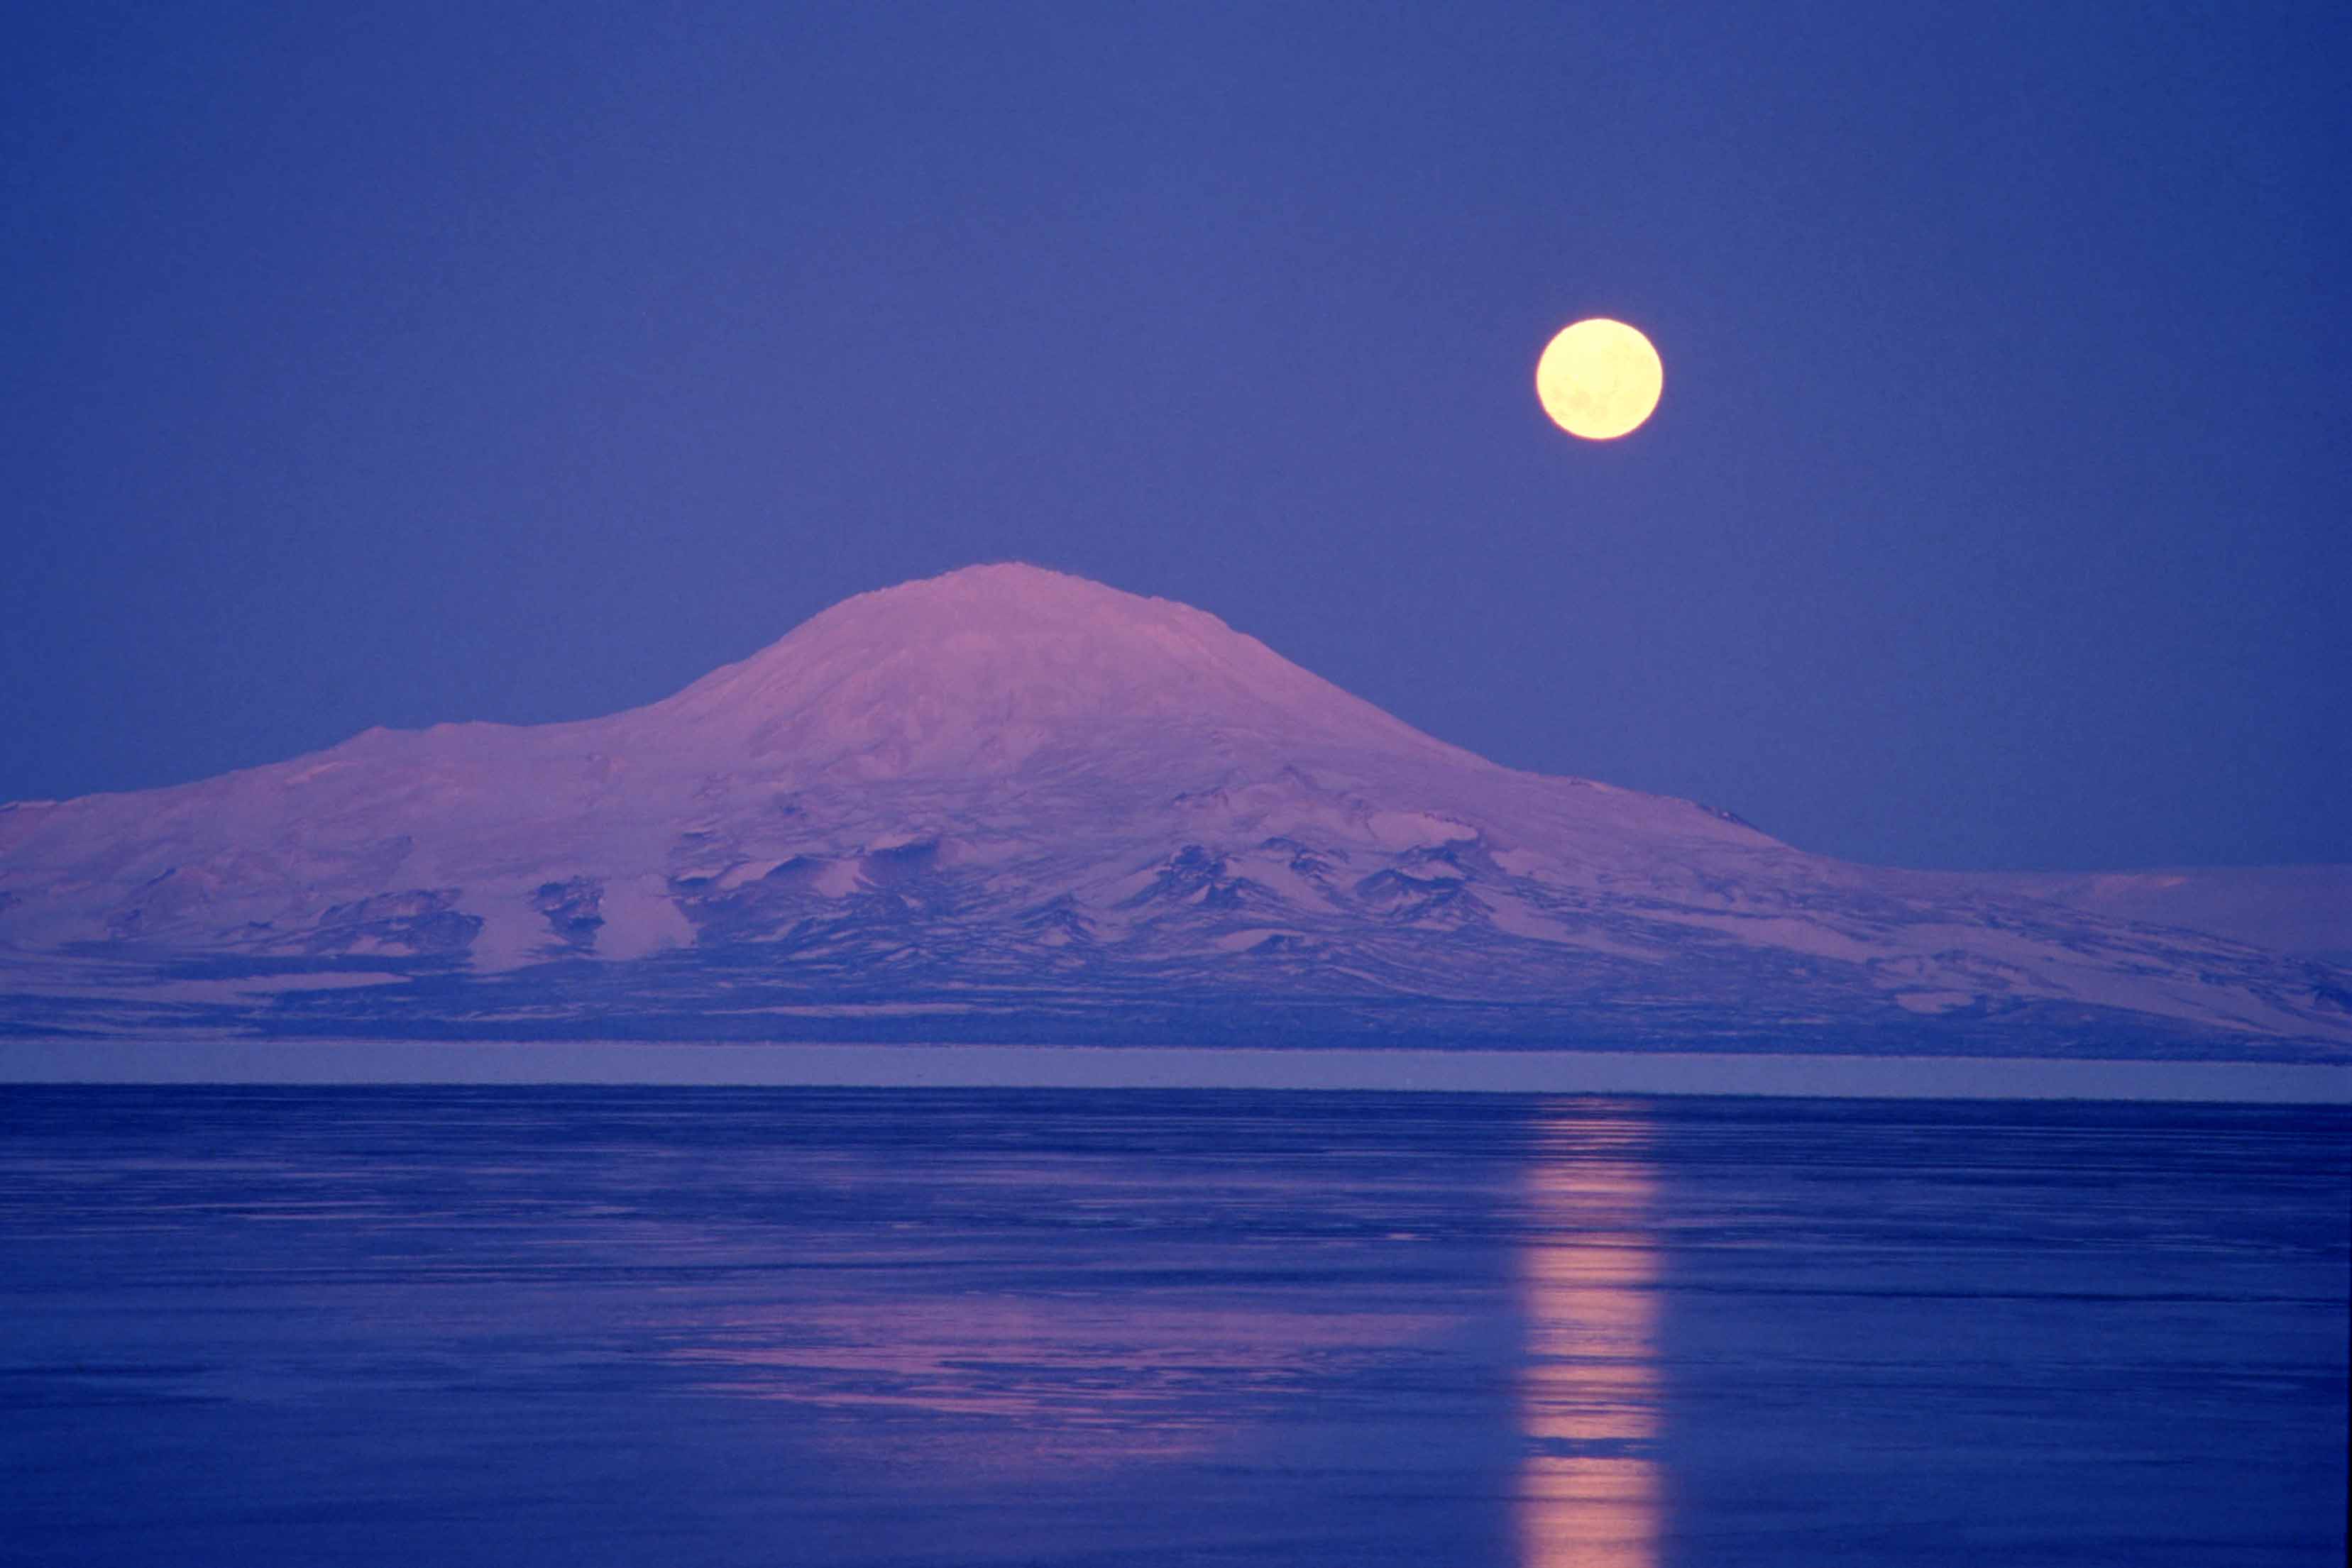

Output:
xmin=1 ymin=1088 xmax=2344 ymax=1566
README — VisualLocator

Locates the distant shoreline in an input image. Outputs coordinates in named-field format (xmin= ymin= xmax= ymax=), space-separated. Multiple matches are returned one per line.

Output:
xmin=1 ymin=1040 xmax=2345 ymax=1104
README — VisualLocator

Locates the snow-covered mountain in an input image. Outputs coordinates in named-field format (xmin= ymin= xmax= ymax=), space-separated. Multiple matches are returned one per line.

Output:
xmin=3 ymin=563 xmax=2346 ymax=1058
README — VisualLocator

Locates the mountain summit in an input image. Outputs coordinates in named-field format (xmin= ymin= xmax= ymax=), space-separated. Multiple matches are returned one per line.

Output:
xmin=1 ymin=565 xmax=2345 ymax=1058
xmin=627 ymin=563 xmax=1476 ymax=776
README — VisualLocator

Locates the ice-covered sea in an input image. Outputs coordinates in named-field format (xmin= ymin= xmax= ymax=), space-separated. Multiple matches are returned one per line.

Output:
xmin=3 ymin=1084 xmax=2345 ymax=1566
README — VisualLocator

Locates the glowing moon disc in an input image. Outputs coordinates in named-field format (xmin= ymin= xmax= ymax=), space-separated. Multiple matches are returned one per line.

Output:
xmin=1536 ymin=319 xmax=1663 ymax=440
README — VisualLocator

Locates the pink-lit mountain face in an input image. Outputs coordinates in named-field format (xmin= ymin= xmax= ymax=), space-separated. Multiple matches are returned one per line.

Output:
xmin=3 ymin=564 xmax=2346 ymax=1057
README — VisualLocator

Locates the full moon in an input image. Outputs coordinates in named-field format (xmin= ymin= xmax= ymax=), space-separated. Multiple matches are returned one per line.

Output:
xmin=1535 ymin=319 xmax=1662 ymax=440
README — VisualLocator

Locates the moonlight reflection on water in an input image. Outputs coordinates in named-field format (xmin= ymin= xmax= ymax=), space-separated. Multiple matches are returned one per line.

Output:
xmin=1520 ymin=1113 xmax=1661 ymax=1568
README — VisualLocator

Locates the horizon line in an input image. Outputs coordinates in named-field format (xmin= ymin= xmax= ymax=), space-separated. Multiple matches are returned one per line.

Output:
xmin=4 ymin=1041 xmax=2345 ymax=1105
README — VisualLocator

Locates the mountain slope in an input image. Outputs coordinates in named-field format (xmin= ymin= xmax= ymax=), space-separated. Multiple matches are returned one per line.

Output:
xmin=2 ymin=564 xmax=2345 ymax=1059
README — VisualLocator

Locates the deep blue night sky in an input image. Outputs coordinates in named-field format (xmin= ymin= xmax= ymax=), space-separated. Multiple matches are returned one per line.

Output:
xmin=4 ymin=3 xmax=2345 ymax=871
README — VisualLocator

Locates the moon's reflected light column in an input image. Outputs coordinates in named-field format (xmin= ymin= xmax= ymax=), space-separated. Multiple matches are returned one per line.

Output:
xmin=1517 ymin=1113 xmax=1661 ymax=1568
